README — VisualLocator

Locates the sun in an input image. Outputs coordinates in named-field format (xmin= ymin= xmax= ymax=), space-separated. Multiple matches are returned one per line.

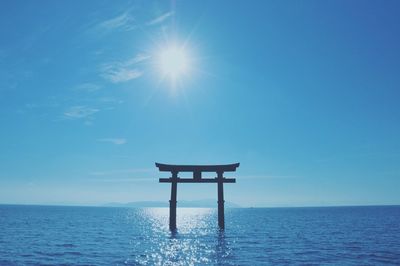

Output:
xmin=156 ymin=43 xmax=191 ymax=86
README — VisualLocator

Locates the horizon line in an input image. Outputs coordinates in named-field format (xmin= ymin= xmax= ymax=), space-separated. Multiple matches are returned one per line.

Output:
xmin=1 ymin=203 xmax=399 ymax=209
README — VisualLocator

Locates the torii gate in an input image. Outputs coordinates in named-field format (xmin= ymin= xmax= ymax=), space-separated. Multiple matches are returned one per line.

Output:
xmin=156 ymin=162 xmax=239 ymax=230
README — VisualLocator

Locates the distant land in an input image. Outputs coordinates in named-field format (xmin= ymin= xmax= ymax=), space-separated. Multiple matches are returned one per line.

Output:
xmin=103 ymin=199 xmax=241 ymax=208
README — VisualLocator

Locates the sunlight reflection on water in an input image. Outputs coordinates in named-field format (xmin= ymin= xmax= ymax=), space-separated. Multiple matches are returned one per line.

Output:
xmin=131 ymin=208 xmax=232 ymax=265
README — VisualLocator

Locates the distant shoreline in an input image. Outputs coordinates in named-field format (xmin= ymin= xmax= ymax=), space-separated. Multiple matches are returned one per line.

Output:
xmin=0 ymin=203 xmax=399 ymax=209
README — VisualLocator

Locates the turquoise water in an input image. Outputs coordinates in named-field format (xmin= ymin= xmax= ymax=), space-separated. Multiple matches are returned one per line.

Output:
xmin=0 ymin=205 xmax=399 ymax=265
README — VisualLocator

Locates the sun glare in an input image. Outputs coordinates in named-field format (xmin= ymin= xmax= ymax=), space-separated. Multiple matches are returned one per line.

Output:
xmin=157 ymin=43 xmax=191 ymax=85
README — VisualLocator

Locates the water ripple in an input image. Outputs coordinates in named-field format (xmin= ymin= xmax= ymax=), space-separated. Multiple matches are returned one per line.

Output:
xmin=0 ymin=205 xmax=400 ymax=265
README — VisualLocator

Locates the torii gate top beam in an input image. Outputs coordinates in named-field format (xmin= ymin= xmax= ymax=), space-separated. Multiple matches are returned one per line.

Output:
xmin=155 ymin=163 xmax=240 ymax=173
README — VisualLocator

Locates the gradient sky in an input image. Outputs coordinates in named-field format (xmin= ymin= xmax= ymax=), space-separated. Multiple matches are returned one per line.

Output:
xmin=1 ymin=0 xmax=399 ymax=207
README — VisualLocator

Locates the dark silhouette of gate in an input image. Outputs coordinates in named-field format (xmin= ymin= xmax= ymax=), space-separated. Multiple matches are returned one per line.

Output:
xmin=156 ymin=162 xmax=239 ymax=230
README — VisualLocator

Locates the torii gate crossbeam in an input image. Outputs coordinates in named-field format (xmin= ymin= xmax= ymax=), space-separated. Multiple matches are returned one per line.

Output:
xmin=156 ymin=162 xmax=239 ymax=230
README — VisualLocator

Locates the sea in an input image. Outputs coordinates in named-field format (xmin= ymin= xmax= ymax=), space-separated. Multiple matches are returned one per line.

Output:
xmin=0 ymin=205 xmax=399 ymax=265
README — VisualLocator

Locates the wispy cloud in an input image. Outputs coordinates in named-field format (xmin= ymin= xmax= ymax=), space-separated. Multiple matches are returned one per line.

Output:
xmin=64 ymin=106 xmax=99 ymax=119
xmin=88 ymin=168 xmax=154 ymax=183
xmin=147 ymin=11 xmax=174 ymax=26
xmin=88 ymin=167 xmax=154 ymax=182
xmin=25 ymin=103 xmax=40 ymax=109
xmin=125 ymin=53 xmax=150 ymax=65
xmin=97 ymin=138 xmax=127 ymax=145
xmin=240 ymin=175 xmax=299 ymax=179
xmin=101 ymin=67 xmax=142 ymax=83
xmin=99 ymin=12 xmax=136 ymax=31
xmin=88 ymin=177 xmax=154 ymax=183
xmin=100 ymin=53 xmax=149 ymax=83
xmin=75 ymin=83 xmax=101 ymax=92
xmin=90 ymin=168 xmax=153 ymax=176
xmin=97 ymin=97 xmax=124 ymax=105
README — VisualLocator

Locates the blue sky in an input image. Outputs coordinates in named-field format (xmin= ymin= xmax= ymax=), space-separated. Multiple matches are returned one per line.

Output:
xmin=0 ymin=0 xmax=399 ymax=207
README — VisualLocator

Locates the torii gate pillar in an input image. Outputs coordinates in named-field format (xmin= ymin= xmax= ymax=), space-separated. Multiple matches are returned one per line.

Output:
xmin=217 ymin=171 xmax=225 ymax=229
xmin=157 ymin=163 xmax=239 ymax=230
xmin=169 ymin=171 xmax=178 ymax=230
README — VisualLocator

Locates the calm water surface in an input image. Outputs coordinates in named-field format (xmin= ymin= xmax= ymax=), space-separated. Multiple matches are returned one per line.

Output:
xmin=0 ymin=205 xmax=399 ymax=265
